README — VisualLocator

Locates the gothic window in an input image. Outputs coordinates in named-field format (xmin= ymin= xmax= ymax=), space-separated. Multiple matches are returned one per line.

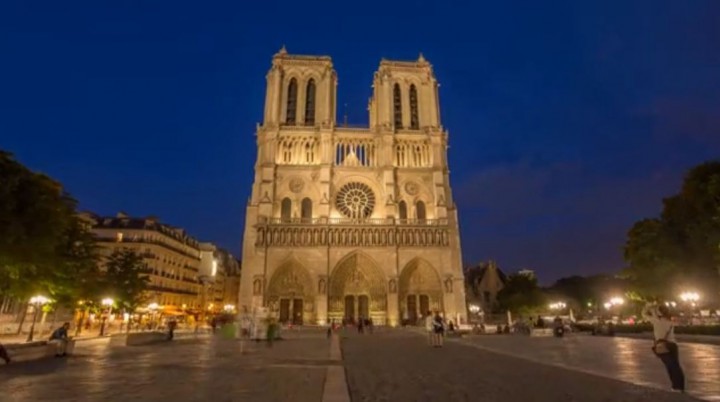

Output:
xmin=301 ymin=198 xmax=312 ymax=222
xmin=335 ymin=182 xmax=376 ymax=219
xmin=286 ymin=78 xmax=298 ymax=125
xmin=305 ymin=79 xmax=316 ymax=126
xmin=416 ymin=201 xmax=426 ymax=221
xmin=398 ymin=201 xmax=408 ymax=222
xmin=393 ymin=83 xmax=403 ymax=129
xmin=281 ymin=198 xmax=292 ymax=222
xmin=409 ymin=84 xmax=419 ymax=129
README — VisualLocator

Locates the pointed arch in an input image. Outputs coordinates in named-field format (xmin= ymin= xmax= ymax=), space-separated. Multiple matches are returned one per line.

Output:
xmin=393 ymin=83 xmax=403 ymax=129
xmin=266 ymin=259 xmax=314 ymax=299
xmin=399 ymin=258 xmax=443 ymax=321
xmin=304 ymin=79 xmax=316 ymax=126
xmin=286 ymin=78 xmax=298 ymax=125
xmin=416 ymin=200 xmax=426 ymax=221
xmin=328 ymin=251 xmax=387 ymax=321
xmin=301 ymin=197 xmax=312 ymax=222
xmin=398 ymin=200 xmax=408 ymax=222
xmin=281 ymin=198 xmax=292 ymax=222
xmin=409 ymin=84 xmax=419 ymax=129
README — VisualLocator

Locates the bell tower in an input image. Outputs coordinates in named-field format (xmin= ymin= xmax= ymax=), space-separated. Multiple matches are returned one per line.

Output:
xmin=368 ymin=54 xmax=441 ymax=131
xmin=263 ymin=46 xmax=337 ymax=128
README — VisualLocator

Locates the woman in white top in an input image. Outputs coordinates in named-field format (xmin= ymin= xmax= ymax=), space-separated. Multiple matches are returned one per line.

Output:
xmin=642 ymin=303 xmax=685 ymax=392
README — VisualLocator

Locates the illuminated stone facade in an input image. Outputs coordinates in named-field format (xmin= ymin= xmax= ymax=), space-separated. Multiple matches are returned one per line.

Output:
xmin=87 ymin=212 xmax=239 ymax=313
xmin=239 ymin=48 xmax=467 ymax=325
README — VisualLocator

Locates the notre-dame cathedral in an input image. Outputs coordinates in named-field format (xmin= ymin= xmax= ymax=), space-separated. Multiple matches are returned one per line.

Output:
xmin=239 ymin=47 xmax=467 ymax=326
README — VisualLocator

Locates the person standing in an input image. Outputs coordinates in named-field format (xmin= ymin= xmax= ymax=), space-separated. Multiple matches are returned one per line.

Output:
xmin=432 ymin=312 xmax=445 ymax=347
xmin=643 ymin=303 xmax=685 ymax=392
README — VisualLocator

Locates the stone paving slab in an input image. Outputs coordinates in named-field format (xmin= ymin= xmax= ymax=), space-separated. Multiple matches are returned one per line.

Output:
xmin=456 ymin=334 xmax=720 ymax=401
xmin=341 ymin=329 xmax=698 ymax=402
xmin=0 ymin=329 xmax=331 ymax=402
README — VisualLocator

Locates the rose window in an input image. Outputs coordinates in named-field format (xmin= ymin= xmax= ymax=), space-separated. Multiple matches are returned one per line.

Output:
xmin=336 ymin=182 xmax=375 ymax=219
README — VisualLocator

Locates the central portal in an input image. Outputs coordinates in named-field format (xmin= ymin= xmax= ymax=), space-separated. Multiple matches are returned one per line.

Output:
xmin=343 ymin=294 xmax=370 ymax=323
xmin=329 ymin=252 xmax=387 ymax=324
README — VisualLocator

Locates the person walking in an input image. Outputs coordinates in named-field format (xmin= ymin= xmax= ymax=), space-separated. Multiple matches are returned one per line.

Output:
xmin=643 ymin=303 xmax=685 ymax=392
xmin=424 ymin=311 xmax=434 ymax=346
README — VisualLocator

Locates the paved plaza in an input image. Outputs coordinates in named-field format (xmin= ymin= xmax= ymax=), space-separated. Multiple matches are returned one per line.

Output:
xmin=1 ymin=327 xmax=718 ymax=401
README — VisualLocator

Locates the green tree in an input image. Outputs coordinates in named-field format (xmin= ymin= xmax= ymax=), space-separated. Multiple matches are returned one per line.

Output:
xmin=0 ymin=151 xmax=92 ymax=302
xmin=624 ymin=161 xmax=720 ymax=301
xmin=497 ymin=272 xmax=546 ymax=316
xmin=102 ymin=249 xmax=150 ymax=311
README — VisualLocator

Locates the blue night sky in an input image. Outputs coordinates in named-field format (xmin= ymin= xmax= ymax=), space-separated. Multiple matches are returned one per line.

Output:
xmin=2 ymin=1 xmax=719 ymax=283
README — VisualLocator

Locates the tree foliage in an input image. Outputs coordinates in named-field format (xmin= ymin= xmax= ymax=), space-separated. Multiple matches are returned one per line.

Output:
xmin=547 ymin=274 xmax=627 ymax=309
xmin=102 ymin=249 xmax=150 ymax=311
xmin=624 ymin=161 xmax=720 ymax=300
xmin=0 ymin=150 xmax=99 ymax=305
xmin=497 ymin=272 xmax=546 ymax=316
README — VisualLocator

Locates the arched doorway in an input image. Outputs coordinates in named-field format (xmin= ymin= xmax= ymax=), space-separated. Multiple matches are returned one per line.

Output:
xmin=266 ymin=260 xmax=314 ymax=325
xmin=399 ymin=258 xmax=443 ymax=325
xmin=329 ymin=252 xmax=387 ymax=324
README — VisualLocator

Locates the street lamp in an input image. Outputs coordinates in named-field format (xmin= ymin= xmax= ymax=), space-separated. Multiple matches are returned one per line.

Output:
xmin=99 ymin=298 xmax=114 ymax=336
xmin=549 ymin=302 xmax=566 ymax=310
xmin=26 ymin=295 xmax=50 ymax=342
xmin=223 ymin=304 xmax=235 ymax=313
xmin=679 ymin=291 xmax=700 ymax=306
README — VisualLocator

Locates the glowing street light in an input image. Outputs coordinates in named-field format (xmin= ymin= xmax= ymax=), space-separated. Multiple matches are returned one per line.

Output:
xmin=223 ymin=304 xmax=236 ymax=313
xmin=468 ymin=304 xmax=480 ymax=314
xmin=679 ymin=292 xmax=700 ymax=304
xmin=27 ymin=295 xmax=50 ymax=342
xmin=609 ymin=297 xmax=624 ymax=306
xmin=549 ymin=302 xmax=566 ymax=310
xmin=99 ymin=298 xmax=114 ymax=336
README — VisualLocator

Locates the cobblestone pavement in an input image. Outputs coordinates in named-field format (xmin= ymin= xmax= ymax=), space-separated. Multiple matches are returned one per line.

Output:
xmin=341 ymin=329 xmax=700 ymax=402
xmin=456 ymin=333 xmax=720 ymax=401
xmin=0 ymin=329 xmax=332 ymax=402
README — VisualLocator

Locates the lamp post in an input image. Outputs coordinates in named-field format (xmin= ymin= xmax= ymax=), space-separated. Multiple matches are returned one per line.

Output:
xmin=26 ymin=295 xmax=49 ymax=342
xmin=99 ymin=298 xmax=114 ymax=336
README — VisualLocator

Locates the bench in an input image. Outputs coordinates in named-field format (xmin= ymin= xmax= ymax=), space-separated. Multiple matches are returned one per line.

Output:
xmin=4 ymin=339 xmax=76 ymax=362
xmin=110 ymin=331 xmax=168 ymax=347
xmin=530 ymin=328 xmax=553 ymax=337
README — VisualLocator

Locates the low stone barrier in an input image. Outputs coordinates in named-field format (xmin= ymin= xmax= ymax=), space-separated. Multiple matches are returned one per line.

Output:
xmin=4 ymin=339 xmax=76 ymax=362
xmin=110 ymin=331 xmax=168 ymax=347
xmin=530 ymin=328 xmax=553 ymax=337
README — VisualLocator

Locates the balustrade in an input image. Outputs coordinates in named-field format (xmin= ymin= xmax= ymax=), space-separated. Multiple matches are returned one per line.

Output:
xmin=255 ymin=223 xmax=450 ymax=248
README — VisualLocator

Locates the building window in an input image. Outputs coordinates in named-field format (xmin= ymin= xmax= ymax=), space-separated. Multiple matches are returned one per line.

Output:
xmin=416 ymin=201 xmax=426 ymax=221
xmin=393 ymin=84 xmax=403 ymax=129
xmin=398 ymin=201 xmax=407 ymax=222
xmin=281 ymin=198 xmax=292 ymax=222
xmin=301 ymin=198 xmax=312 ymax=222
xmin=305 ymin=79 xmax=316 ymax=126
xmin=286 ymin=78 xmax=297 ymax=125
xmin=409 ymin=84 xmax=419 ymax=129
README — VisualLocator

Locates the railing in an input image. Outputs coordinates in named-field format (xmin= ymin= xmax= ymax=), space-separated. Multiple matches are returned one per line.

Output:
xmin=262 ymin=217 xmax=448 ymax=226
xmin=255 ymin=224 xmax=451 ymax=248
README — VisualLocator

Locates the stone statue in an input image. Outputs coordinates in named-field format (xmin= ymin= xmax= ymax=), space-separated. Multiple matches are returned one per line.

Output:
xmin=318 ymin=278 xmax=326 ymax=294
xmin=445 ymin=278 xmax=453 ymax=293
xmin=389 ymin=279 xmax=397 ymax=294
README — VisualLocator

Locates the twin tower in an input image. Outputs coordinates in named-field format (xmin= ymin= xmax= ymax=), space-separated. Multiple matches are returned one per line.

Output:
xmin=240 ymin=47 xmax=467 ymax=326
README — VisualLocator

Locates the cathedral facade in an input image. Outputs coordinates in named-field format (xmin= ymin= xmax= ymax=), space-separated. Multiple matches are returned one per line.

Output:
xmin=239 ymin=48 xmax=467 ymax=326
